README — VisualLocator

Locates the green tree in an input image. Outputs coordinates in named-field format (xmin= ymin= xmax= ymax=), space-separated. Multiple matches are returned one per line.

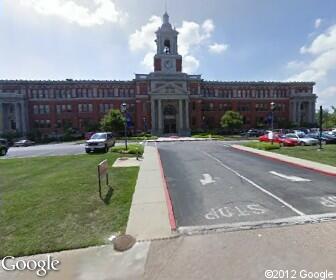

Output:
xmin=316 ymin=106 xmax=336 ymax=128
xmin=220 ymin=110 xmax=244 ymax=129
xmin=100 ymin=109 xmax=125 ymax=133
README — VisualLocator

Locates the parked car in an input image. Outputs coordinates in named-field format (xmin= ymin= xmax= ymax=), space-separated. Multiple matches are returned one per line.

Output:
xmin=243 ymin=129 xmax=265 ymax=137
xmin=0 ymin=138 xmax=8 ymax=156
xmin=85 ymin=132 xmax=116 ymax=153
xmin=259 ymin=134 xmax=298 ymax=146
xmin=13 ymin=139 xmax=35 ymax=147
xmin=85 ymin=131 xmax=96 ymax=140
xmin=308 ymin=133 xmax=336 ymax=144
xmin=285 ymin=133 xmax=318 ymax=146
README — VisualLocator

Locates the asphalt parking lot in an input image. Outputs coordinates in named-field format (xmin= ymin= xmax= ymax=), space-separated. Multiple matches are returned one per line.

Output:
xmin=1 ymin=142 xmax=85 ymax=158
xmin=157 ymin=141 xmax=336 ymax=232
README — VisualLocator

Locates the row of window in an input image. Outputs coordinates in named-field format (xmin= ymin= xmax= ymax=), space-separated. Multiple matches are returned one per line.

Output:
xmin=34 ymin=119 xmax=51 ymax=128
xmin=201 ymin=89 xmax=289 ymax=99
xmin=29 ymin=88 xmax=135 ymax=99
xmin=33 ymin=103 xmax=136 ymax=115
xmin=199 ymin=103 xmax=287 ymax=112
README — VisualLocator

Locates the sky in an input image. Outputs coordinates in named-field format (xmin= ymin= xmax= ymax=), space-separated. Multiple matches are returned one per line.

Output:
xmin=0 ymin=0 xmax=335 ymax=107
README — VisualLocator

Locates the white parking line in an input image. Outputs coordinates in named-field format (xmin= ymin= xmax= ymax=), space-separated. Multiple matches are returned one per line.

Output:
xmin=203 ymin=151 xmax=305 ymax=216
xmin=269 ymin=171 xmax=311 ymax=182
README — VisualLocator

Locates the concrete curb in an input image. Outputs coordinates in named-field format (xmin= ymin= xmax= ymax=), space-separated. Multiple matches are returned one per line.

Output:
xmin=232 ymin=144 xmax=336 ymax=176
xmin=156 ymin=149 xmax=177 ymax=230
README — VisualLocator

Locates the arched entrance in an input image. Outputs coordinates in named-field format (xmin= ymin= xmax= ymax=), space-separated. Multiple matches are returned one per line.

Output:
xmin=163 ymin=104 xmax=177 ymax=134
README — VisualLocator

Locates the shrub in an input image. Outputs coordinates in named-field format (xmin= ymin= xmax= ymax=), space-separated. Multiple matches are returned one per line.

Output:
xmin=110 ymin=144 xmax=144 ymax=155
xmin=244 ymin=141 xmax=281 ymax=151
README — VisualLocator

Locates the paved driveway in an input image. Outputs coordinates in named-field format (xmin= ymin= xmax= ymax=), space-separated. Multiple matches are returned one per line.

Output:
xmin=2 ymin=142 xmax=85 ymax=158
xmin=157 ymin=141 xmax=336 ymax=232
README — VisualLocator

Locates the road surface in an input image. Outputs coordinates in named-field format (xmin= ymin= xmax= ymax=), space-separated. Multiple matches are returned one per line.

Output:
xmin=157 ymin=141 xmax=336 ymax=232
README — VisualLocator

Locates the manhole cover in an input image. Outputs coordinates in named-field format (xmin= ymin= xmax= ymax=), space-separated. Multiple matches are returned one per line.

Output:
xmin=113 ymin=234 xmax=136 ymax=252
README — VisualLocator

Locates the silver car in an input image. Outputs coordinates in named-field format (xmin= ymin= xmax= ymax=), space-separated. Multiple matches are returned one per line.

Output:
xmin=285 ymin=133 xmax=318 ymax=146
xmin=85 ymin=132 xmax=116 ymax=153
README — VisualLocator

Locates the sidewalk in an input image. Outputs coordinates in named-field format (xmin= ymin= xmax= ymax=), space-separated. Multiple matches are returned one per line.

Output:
xmin=126 ymin=145 xmax=175 ymax=240
xmin=0 ymin=242 xmax=150 ymax=280
xmin=144 ymin=221 xmax=336 ymax=280
xmin=232 ymin=144 xmax=336 ymax=176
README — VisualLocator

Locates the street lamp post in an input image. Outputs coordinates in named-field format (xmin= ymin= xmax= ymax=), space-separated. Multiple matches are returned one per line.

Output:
xmin=270 ymin=102 xmax=276 ymax=145
xmin=120 ymin=102 xmax=128 ymax=151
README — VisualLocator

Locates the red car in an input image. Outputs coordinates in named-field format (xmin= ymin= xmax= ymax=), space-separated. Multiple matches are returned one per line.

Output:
xmin=259 ymin=134 xmax=298 ymax=146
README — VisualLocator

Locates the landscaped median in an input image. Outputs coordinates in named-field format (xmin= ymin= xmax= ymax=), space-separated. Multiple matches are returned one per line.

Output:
xmin=0 ymin=153 xmax=139 ymax=258
xmin=233 ymin=142 xmax=336 ymax=175
xmin=110 ymin=143 xmax=144 ymax=156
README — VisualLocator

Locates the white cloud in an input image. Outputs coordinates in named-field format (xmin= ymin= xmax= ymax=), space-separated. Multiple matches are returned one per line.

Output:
xmin=287 ymin=23 xmax=336 ymax=107
xmin=129 ymin=16 xmax=221 ymax=73
xmin=177 ymin=19 xmax=215 ymax=56
xmin=288 ymin=24 xmax=336 ymax=81
xmin=315 ymin=18 xmax=322 ymax=29
xmin=128 ymin=15 xmax=161 ymax=52
xmin=209 ymin=43 xmax=229 ymax=54
xmin=300 ymin=24 xmax=336 ymax=55
xmin=183 ymin=55 xmax=200 ymax=73
xmin=19 ymin=0 xmax=127 ymax=27
xmin=319 ymin=86 xmax=336 ymax=99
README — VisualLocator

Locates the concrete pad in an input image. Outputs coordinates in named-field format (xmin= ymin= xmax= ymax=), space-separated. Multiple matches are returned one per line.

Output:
xmin=112 ymin=157 xmax=142 ymax=168
xmin=136 ymin=171 xmax=163 ymax=189
xmin=127 ymin=202 xmax=173 ymax=240
xmin=144 ymin=221 xmax=336 ymax=280
xmin=132 ymin=186 xmax=166 ymax=204
xmin=0 ymin=242 xmax=150 ymax=280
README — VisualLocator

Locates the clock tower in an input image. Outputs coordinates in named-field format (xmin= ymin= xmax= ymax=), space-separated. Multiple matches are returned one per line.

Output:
xmin=154 ymin=12 xmax=182 ymax=73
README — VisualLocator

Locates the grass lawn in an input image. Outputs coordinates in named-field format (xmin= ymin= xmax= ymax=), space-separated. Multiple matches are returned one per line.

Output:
xmin=243 ymin=141 xmax=281 ymax=151
xmin=111 ymin=143 xmax=144 ymax=155
xmin=272 ymin=144 xmax=336 ymax=167
xmin=0 ymin=153 xmax=139 ymax=258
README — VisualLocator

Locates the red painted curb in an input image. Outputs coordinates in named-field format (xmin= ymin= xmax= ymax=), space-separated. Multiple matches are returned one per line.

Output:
xmin=232 ymin=146 xmax=336 ymax=177
xmin=156 ymin=149 xmax=177 ymax=231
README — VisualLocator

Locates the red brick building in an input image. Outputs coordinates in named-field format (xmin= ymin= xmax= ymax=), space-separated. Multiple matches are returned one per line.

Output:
xmin=0 ymin=12 xmax=316 ymax=138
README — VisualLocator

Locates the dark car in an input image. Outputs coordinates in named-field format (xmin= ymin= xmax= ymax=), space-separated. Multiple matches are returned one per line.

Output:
xmin=0 ymin=138 xmax=8 ymax=156
xmin=243 ymin=129 xmax=265 ymax=137
xmin=307 ymin=133 xmax=336 ymax=144
xmin=85 ymin=132 xmax=116 ymax=153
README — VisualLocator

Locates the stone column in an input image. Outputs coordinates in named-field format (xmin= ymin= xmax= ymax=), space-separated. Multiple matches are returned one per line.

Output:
xmin=0 ymin=102 xmax=3 ymax=134
xmin=307 ymin=101 xmax=312 ymax=124
xmin=179 ymin=99 xmax=183 ymax=132
xmin=311 ymin=101 xmax=316 ymax=124
xmin=297 ymin=101 xmax=302 ymax=126
xmin=15 ymin=103 xmax=21 ymax=133
xmin=185 ymin=100 xmax=190 ymax=129
xmin=290 ymin=101 xmax=296 ymax=124
xmin=158 ymin=99 xmax=163 ymax=133
xmin=21 ymin=101 xmax=27 ymax=134
xmin=151 ymin=99 xmax=156 ymax=133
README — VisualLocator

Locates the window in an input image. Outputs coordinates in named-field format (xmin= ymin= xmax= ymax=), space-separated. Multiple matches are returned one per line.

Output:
xmin=33 ymin=105 xmax=39 ymax=114
xmin=238 ymin=103 xmax=250 ymax=112
xmin=56 ymin=104 xmax=72 ymax=114
xmin=164 ymin=39 xmax=171 ymax=54
xmin=99 ymin=104 xmax=113 ymax=113
xmin=34 ymin=105 xmax=50 ymax=115
xmin=78 ymin=104 xmax=93 ymax=113
xmin=255 ymin=103 xmax=268 ymax=112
